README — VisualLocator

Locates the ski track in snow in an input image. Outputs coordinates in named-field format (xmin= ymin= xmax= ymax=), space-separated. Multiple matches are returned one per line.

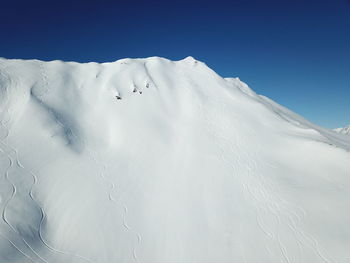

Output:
xmin=0 ymin=138 xmax=55 ymax=263
xmin=0 ymin=67 xmax=50 ymax=263
xmin=221 ymin=110 xmax=334 ymax=263
xmin=86 ymin=137 xmax=142 ymax=263
xmin=0 ymin=66 xmax=43 ymax=262
xmin=37 ymin=61 xmax=50 ymax=98
xmin=226 ymin=118 xmax=335 ymax=262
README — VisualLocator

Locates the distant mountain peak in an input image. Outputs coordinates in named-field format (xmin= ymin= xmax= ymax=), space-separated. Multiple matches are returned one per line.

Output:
xmin=334 ymin=125 xmax=350 ymax=135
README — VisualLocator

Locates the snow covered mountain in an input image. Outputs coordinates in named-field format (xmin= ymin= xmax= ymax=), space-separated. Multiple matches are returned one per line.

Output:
xmin=0 ymin=56 xmax=350 ymax=263
xmin=334 ymin=125 xmax=350 ymax=135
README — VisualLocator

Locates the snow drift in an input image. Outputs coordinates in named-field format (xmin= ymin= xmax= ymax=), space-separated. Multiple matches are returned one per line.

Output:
xmin=0 ymin=56 xmax=350 ymax=263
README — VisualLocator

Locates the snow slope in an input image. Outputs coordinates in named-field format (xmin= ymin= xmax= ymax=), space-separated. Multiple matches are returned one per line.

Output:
xmin=0 ymin=56 xmax=350 ymax=263
xmin=334 ymin=125 xmax=350 ymax=135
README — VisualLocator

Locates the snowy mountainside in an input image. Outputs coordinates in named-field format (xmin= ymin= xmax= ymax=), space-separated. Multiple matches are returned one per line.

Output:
xmin=0 ymin=56 xmax=350 ymax=263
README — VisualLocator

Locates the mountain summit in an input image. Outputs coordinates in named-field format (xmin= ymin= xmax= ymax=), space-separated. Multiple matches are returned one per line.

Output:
xmin=0 ymin=57 xmax=350 ymax=263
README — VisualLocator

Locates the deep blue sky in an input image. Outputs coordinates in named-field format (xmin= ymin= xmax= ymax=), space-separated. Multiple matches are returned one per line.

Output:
xmin=1 ymin=0 xmax=349 ymax=128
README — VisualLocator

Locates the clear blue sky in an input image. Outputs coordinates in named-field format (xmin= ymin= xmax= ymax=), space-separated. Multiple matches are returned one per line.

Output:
xmin=1 ymin=0 xmax=349 ymax=128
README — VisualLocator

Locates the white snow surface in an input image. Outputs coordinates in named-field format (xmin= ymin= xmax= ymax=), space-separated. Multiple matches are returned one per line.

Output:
xmin=334 ymin=125 xmax=350 ymax=136
xmin=0 ymin=56 xmax=350 ymax=263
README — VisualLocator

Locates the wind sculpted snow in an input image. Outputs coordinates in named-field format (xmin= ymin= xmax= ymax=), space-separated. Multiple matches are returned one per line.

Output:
xmin=0 ymin=56 xmax=350 ymax=263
